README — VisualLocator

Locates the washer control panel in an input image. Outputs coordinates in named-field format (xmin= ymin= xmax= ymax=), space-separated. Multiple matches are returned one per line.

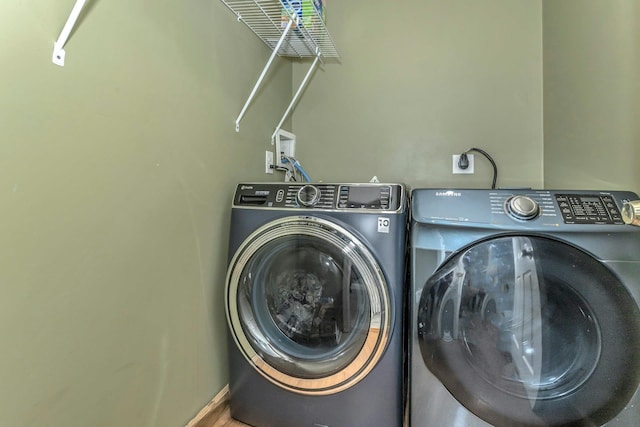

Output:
xmin=338 ymin=184 xmax=392 ymax=209
xmin=234 ymin=183 xmax=405 ymax=212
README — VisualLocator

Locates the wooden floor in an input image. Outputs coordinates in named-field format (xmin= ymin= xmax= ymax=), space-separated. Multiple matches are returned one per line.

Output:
xmin=209 ymin=403 xmax=250 ymax=427
xmin=187 ymin=386 xmax=251 ymax=427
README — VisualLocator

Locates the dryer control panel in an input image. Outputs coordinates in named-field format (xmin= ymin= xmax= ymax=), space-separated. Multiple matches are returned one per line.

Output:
xmin=233 ymin=183 xmax=405 ymax=212
xmin=412 ymin=188 xmax=638 ymax=229
xmin=555 ymin=193 xmax=623 ymax=224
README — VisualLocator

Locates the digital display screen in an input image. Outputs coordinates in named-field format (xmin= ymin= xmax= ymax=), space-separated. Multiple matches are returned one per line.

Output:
xmin=348 ymin=186 xmax=381 ymax=205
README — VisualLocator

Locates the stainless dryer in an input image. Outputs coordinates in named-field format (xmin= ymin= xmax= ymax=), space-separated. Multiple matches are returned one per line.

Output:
xmin=226 ymin=183 xmax=407 ymax=427
xmin=409 ymin=189 xmax=640 ymax=427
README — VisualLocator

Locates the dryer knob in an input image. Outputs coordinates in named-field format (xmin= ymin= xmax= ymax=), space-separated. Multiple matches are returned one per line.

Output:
xmin=622 ymin=200 xmax=640 ymax=226
xmin=505 ymin=195 xmax=539 ymax=221
xmin=297 ymin=185 xmax=321 ymax=207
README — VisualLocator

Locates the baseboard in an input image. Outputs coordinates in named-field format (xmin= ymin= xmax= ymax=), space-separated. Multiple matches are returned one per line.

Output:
xmin=186 ymin=385 xmax=230 ymax=427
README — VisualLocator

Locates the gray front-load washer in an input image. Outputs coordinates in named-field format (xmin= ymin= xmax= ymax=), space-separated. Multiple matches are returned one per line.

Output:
xmin=410 ymin=189 xmax=640 ymax=426
xmin=225 ymin=183 xmax=407 ymax=427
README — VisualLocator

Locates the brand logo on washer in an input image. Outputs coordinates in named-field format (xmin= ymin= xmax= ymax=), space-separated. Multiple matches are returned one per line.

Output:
xmin=240 ymin=185 xmax=253 ymax=190
xmin=378 ymin=217 xmax=390 ymax=233
xmin=435 ymin=191 xmax=462 ymax=197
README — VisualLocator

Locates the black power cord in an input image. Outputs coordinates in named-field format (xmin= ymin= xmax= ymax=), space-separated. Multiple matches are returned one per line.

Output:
xmin=458 ymin=147 xmax=498 ymax=189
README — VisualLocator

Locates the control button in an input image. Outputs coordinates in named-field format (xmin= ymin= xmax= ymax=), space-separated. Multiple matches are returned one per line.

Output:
xmin=505 ymin=195 xmax=540 ymax=221
xmin=297 ymin=185 xmax=321 ymax=207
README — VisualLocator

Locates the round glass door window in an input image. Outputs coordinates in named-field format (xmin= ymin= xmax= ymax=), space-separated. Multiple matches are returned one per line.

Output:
xmin=226 ymin=216 xmax=390 ymax=395
xmin=418 ymin=235 xmax=640 ymax=426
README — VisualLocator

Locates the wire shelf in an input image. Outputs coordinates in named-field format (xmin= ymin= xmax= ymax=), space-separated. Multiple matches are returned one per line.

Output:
xmin=220 ymin=0 xmax=340 ymax=59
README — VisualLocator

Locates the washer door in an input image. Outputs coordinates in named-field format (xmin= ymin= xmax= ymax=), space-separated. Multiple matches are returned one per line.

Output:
xmin=226 ymin=216 xmax=390 ymax=395
xmin=418 ymin=235 xmax=640 ymax=426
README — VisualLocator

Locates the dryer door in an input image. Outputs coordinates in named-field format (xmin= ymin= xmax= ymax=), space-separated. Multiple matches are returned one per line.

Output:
xmin=226 ymin=216 xmax=391 ymax=395
xmin=417 ymin=235 xmax=640 ymax=426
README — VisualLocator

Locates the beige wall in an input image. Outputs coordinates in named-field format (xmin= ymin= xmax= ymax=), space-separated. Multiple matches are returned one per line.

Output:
xmin=543 ymin=0 xmax=640 ymax=193
xmin=0 ymin=1 xmax=290 ymax=426
xmin=292 ymin=0 xmax=544 ymax=189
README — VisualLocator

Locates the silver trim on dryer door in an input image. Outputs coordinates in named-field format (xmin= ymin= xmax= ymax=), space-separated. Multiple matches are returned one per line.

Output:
xmin=225 ymin=216 xmax=391 ymax=395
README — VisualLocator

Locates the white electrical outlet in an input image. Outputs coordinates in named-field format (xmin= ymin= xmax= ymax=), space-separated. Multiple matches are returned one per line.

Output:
xmin=452 ymin=154 xmax=474 ymax=174
xmin=265 ymin=151 xmax=274 ymax=174
xmin=275 ymin=129 xmax=296 ymax=167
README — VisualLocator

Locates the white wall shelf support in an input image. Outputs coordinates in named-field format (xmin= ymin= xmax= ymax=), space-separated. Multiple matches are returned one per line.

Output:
xmin=235 ymin=18 xmax=295 ymax=132
xmin=53 ymin=0 xmax=88 ymax=66
xmin=272 ymin=52 xmax=321 ymax=143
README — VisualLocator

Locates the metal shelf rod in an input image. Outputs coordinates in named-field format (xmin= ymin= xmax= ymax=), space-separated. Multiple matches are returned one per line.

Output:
xmin=235 ymin=18 xmax=295 ymax=132
xmin=272 ymin=52 xmax=321 ymax=143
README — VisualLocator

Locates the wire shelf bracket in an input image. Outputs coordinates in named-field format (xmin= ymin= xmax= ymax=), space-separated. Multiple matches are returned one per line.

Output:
xmin=53 ymin=0 xmax=88 ymax=67
xmin=220 ymin=0 xmax=340 ymax=132
xmin=235 ymin=18 xmax=295 ymax=132
xmin=272 ymin=52 xmax=320 ymax=143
